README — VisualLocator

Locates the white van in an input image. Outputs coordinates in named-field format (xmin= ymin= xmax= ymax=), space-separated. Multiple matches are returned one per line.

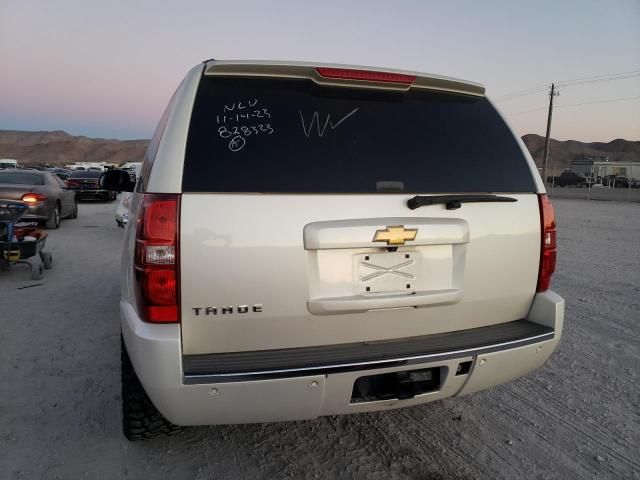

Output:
xmin=0 ymin=159 xmax=18 ymax=169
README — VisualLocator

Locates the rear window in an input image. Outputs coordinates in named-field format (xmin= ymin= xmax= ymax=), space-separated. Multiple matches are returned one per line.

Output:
xmin=183 ymin=76 xmax=536 ymax=193
xmin=0 ymin=172 xmax=44 ymax=185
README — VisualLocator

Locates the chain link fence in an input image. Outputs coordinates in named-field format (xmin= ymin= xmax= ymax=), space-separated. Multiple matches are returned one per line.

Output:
xmin=546 ymin=183 xmax=640 ymax=203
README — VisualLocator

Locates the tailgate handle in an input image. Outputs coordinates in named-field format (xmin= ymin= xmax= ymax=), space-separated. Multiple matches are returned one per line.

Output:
xmin=304 ymin=217 xmax=469 ymax=250
xmin=307 ymin=289 xmax=463 ymax=315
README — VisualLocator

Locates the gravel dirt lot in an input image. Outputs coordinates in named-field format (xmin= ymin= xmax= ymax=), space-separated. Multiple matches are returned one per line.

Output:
xmin=1 ymin=197 xmax=638 ymax=479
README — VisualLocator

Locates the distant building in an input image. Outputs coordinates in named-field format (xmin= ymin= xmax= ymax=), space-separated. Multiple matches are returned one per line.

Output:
xmin=569 ymin=159 xmax=640 ymax=180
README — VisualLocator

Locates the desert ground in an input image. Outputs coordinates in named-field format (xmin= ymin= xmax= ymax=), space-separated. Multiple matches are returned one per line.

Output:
xmin=0 ymin=198 xmax=638 ymax=479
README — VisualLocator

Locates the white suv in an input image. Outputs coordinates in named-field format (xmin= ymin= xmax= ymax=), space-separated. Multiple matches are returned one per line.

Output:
xmin=100 ymin=60 xmax=564 ymax=441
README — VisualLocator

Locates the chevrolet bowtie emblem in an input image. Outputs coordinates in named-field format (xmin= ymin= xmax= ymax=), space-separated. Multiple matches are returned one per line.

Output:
xmin=372 ymin=225 xmax=418 ymax=246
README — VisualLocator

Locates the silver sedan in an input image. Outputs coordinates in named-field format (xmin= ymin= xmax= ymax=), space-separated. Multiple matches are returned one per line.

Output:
xmin=0 ymin=169 xmax=78 ymax=228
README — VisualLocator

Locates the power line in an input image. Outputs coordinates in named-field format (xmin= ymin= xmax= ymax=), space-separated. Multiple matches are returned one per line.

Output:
xmin=558 ymin=69 xmax=640 ymax=85
xmin=504 ymin=95 xmax=640 ymax=116
xmin=556 ymin=95 xmax=640 ymax=108
xmin=558 ymin=72 xmax=640 ymax=89
xmin=494 ymin=70 xmax=640 ymax=101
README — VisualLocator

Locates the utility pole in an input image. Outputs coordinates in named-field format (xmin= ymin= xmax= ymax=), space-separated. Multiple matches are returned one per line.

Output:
xmin=542 ymin=83 xmax=560 ymax=183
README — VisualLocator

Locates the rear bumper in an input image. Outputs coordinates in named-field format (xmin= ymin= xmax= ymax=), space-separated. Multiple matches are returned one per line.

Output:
xmin=73 ymin=189 xmax=109 ymax=199
xmin=121 ymin=291 xmax=564 ymax=426
xmin=20 ymin=204 xmax=53 ymax=222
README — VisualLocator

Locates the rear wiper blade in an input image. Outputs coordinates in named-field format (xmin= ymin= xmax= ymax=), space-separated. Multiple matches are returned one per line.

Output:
xmin=407 ymin=194 xmax=517 ymax=210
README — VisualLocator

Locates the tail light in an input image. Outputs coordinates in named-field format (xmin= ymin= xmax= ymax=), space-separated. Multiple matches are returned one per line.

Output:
xmin=134 ymin=194 xmax=180 ymax=323
xmin=315 ymin=67 xmax=416 ymax=84
xmin=537 ymin=194 xmax=556 ymax=292
xmin=21 ymin=193 xmax=47 ymax=204
xmin=65 ymin=179 xmax=79 ymax=187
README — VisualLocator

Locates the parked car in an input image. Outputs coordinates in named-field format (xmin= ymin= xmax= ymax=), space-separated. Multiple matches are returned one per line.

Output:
xmin=100 ymin=60 xmax=564 ymax=441
xmin=600 ymin=174 xmax=630 ymax=187
xmin=112 ymin=166 xmax=141 ymax=227
xmin=601 ymin=175 xmax=614 ymax=187
xmin=120 ymin=162 xmax=142 ymax=182
xmin=612 ymin=176 xmax=632 ymax=188
xmin=0 ymin=169 xmax=77 ymax=228
xmin=115 ymin=191 xmax=133 ymax=228
xmin=65 ymin=170 xmax=116 ymax=201
xmin=49 ymin=168 xmax=72 ymax=181
xmin=124 ymin=167 xmax=140 ymax=183
xmin=548 ymin=171 xmax=586 ymax=187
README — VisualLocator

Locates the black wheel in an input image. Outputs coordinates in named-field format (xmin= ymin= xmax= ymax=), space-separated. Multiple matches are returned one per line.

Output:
xmin=70 ymin=201 xmax=78 ymax=219
xmin=121 ymin=336 xmax=182 ymax=441
xmin=40 ymin=251 xmax=53 ymax=270
xmin=31 ymin=262 xmax=44 ymax=280
xmin=45 ymin=203 xmax=61 ymax=229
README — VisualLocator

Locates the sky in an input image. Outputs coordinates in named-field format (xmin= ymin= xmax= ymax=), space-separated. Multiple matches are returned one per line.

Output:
xmin=1 ymin=0 xmax=639 ymax=142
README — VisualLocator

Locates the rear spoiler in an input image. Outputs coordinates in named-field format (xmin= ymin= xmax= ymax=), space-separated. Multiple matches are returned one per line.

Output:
xmin=203 ymin=60 xmax=485 ymax=97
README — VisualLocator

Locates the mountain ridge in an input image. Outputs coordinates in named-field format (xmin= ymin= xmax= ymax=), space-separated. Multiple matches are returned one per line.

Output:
xmin=1 ymin=129 xmax=638 ymax=168
xmin=0 ymin=129 xmax=148 ymax=166
xmin=521 ymin=134 xmax=640 ymax=169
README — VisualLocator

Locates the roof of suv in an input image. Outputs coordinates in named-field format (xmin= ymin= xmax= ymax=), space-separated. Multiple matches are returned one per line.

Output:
xmin=203 ymin=60 xmax=485 ymax=97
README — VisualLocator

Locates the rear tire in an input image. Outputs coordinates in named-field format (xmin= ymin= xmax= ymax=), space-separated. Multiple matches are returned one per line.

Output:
xmin=45 ymin=204 xmax=61 ymax=229
xmin=70 ymin=201 xmax=78 ymax=219
xmin=121 ymin=336 xmax=182 ymax=441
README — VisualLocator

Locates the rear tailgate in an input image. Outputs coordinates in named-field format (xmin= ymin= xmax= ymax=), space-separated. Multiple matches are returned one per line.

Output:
xmin=181 ymin=195 xmax=539 ymax=354
xmin=179 ymin=66 xmax=541 ymax=356
xmin=67 ymin=177 xmax=100 ymax=190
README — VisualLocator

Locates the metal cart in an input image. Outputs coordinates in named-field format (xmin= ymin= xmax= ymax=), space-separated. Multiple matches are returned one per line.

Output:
xmin=0 ymin=199 xmax=52 ymax=280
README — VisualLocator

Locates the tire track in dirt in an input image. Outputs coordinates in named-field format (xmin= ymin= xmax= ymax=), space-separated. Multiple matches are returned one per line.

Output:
xmin=515 ymin=373 xmax=636 ymax=452
xmin=396 ymin=406 xmax=491 ymax=479
xmin=503 ymin=379 xmax=640 ymax=474
xmin=480 ymin=391 xmax=583 ymax=478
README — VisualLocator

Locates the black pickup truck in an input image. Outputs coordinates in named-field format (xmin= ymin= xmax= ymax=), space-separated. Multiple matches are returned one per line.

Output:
xmin=547 ymin=171 xmax=587 ymax=187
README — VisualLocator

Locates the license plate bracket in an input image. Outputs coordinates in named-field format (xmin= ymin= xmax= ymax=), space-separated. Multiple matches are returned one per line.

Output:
xmin=354 ymin=251 xmax=420 ymax=294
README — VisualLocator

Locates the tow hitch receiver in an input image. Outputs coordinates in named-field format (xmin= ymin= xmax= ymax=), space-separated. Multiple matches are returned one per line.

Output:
xmin=351 ymin=367 xmax=441 ymax=403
